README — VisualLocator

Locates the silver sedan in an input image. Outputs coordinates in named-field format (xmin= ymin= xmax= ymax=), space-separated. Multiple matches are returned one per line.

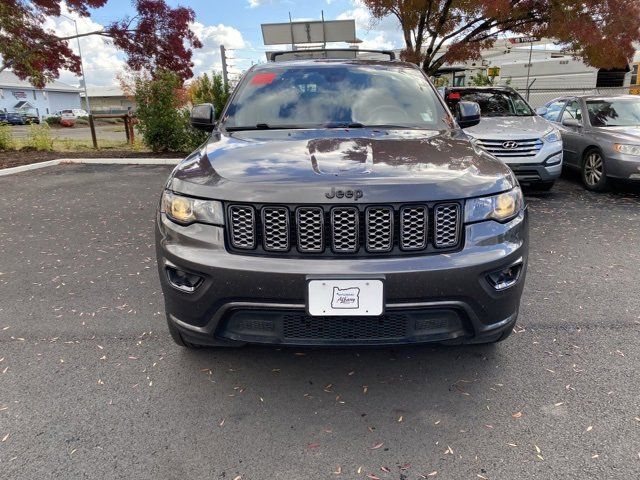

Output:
xmin=537 ymin=95 xmax=640 ymax=191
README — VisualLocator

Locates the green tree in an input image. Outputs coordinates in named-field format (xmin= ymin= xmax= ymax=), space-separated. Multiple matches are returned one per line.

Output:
xmin=134 ymin=70 xmax=206 ymax=152
xmin=188 ymin=72 xmax=230 ymax=118
xmin=468 ymin=72 xmax=494 ymax=86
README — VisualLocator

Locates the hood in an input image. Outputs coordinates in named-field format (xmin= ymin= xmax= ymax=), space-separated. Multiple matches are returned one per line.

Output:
xmin=464 ymin=116 xmax=552 ymax=139
xmin=168 ymin=128 xmax=516 ymax=203
xmin=593 ymin=126 xmax=640 ymax=143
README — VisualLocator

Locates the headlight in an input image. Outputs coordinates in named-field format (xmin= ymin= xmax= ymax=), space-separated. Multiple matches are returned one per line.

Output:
xmin=543 ymin=129 xmax=561 ymax=143
xmin=614 ymin=144 xmax=640 ymax=156
xmin=161 ymin=190 xmax=224 ymax=226
xmin=465 ymin=187 xmax=524 ymax=223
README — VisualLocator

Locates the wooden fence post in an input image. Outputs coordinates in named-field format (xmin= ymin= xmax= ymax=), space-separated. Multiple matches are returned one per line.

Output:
xmin=88 ymin=115 xmax=98 ymax=149
xmin=124 ymin=116 xmax=130 ymax=143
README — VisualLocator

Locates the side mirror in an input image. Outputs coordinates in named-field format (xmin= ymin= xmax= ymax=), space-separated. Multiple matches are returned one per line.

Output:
xmin=457 ymin=101 xmax=481 ymax=128
xmin=535 ymin=106 xmax=548 ymax=116
xmin=190 ymin=103 xmax=216 ymax=131
xmin=562 ymin=118 xmax=581 ymax=128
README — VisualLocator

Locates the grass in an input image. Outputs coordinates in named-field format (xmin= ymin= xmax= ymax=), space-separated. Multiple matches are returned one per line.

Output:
xmin=8 ymin=138 xmax=145 ymax=152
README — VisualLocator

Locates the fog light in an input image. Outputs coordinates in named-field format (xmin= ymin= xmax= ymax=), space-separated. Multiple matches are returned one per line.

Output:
xmin=545 ymin=153 xmax=563 ymax=166
xmin=166 ymin=266 xmax=203 ymax=293
xmin=487 ymin=263 xmax=523 ymax=291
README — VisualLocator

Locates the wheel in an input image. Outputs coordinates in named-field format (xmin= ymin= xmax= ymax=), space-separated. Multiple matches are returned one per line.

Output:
xmin=581 ymin=148 xmax=608 ymax=191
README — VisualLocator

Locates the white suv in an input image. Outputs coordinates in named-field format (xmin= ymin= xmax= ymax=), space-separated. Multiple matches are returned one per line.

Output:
xmin=441 ymin=87 xmax=563 ymax=191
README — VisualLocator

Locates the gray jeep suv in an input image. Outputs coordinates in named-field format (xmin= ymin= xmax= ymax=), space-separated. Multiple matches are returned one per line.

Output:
xmin=156 ymin=56 xmax=528 ymax=348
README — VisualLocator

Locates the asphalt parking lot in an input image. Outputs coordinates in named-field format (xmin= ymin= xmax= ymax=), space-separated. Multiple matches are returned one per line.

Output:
xmin=1 ymin=164 xmax=639 ymax=479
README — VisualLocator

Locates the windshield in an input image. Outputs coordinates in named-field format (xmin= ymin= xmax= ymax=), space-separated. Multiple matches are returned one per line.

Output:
xmin=586 ymin=99 xmax=640 ymax=127
xmin=222 ymin=64 xmax=448 ymax=130
xmin=445 ymin=89 xmax=534 ymax=117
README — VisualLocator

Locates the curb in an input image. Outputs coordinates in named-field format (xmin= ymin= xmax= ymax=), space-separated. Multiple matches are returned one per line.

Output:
xmin=0 ymin=157 xmax=181 ymax=177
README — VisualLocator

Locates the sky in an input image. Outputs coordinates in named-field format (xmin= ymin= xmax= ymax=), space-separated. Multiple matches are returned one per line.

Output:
xmin=49 ymin=0 xmax=405 ymax=88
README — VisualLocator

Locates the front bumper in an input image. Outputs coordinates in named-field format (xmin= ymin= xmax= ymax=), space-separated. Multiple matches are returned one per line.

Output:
xmin=601 ymin=151 xmax=640 ymax=181
xmin=507 ymin=161 xmax=562 ymax=185
xmin=156 ymin=210 xmax=528 ymax=346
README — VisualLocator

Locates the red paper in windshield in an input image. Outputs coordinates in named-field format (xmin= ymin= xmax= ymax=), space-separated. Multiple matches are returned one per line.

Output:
xmin=447 ymin=92 xmax=461 ymax=100
xmin=251 ymin=73 xmax=277 ymax=85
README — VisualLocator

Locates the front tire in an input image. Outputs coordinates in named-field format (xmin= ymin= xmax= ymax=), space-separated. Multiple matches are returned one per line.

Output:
xmin=581 ymin=148 xmax=608 ymax=191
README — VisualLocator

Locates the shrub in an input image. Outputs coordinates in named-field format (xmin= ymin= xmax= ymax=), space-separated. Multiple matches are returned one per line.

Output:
xmin=0 ymin=124 xmax=14 ymax=150
xmin=187 ymin=72 xmax=230 ymax=118
xmin=26 ymin=123 xmax=54 ymax=151
xmin=134 ymin=70 xmax=207 ymax=152
xmin=45 ymin=116 xmax=60 ymax=126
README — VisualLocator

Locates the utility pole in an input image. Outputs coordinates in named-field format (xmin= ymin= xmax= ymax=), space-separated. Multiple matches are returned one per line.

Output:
xmin=220 ymin=45 xmax=229 ymax=88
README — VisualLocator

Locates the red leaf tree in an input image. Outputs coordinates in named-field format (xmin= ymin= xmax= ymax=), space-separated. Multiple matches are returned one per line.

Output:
xmin=363 ymin=0 xmax=640 ymax=74
xmin=0 ymin=0 xmax=202 ymax=87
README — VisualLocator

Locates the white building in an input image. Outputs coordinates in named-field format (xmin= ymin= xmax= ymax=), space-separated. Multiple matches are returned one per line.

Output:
xmin=434 ymin=38 xmax=637 ymax=93
xmin=80 ymin=86 xmax=136 ymax=114
xmin=0 ymin=71 xmax=80 ymax=119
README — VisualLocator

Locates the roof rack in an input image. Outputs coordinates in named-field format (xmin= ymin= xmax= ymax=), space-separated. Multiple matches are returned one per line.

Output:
xmin=269 ymin=49 xmax=396 ymax=62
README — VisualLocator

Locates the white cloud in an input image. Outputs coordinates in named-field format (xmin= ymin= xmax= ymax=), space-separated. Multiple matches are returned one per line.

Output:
xmin=43 ymin=8 xmax=249 ymax=87
xmin=189 ymin=22 xmax=247 ymax=78
xmin=45 ymin=6 xmax=125 ymax=88
xmin=248 ymin=0 xmax=267 ymax=8
xmin=337 ymin=0 xmax=404 ymax=49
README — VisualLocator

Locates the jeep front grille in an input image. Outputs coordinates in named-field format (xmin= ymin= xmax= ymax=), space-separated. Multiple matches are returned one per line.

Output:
xmin=331 ymin=207 xmax=359 ymax=253
xmin=434 ymin=204 xmax=461 ymax=248
xmin=262 ymin=207 xmax=289 ymax=251
xmin=399 ymin=206 xmax=427 ymax=250
xmin=226 ymin=202 xmax=462 ymax=256
xmin=229 ymin=205 xmax=256 ymax=249
xmin=296 ymin=207 xmax=324 ymax=253
xmin=366 ymin=207 xmax=393 ymax=252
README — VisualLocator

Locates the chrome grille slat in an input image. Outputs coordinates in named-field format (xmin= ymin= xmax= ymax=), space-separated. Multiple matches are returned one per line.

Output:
xmin=400 ymin=206 xmax=427 ymax=250
xmin=476 ymin=138 xmax=543 ymax=158
xmin=297 ymin=207 xmax=324 ymax=253
xmin=331 ymin=207 xmax=359 ymax=253
xmin=229 ymin=205 xmax=256 ymax=249
xmin=365 ymin=207 xmax=393 ymax=252
xmin=262 ymin=207 xmax=289 ymax=251
xmin=434 ymin=204 xmax=460 ymax=248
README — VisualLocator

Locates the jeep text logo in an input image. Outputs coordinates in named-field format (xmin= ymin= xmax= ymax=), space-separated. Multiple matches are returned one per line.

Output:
xmin=325 ymin=187 xmax=363 ymax=200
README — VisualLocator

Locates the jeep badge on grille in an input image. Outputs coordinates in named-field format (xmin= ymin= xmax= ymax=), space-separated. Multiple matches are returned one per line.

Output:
xmin=325 ymin=187 xmax=363 ymax=200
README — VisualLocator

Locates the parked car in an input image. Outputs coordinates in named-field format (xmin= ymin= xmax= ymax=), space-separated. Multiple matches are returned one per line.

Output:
xmin=0 ymin=112 xmax=26 ymax=125
xmin=51 ymin=109 xmax=77 ymax=120
xmin=1 ymin=112 xmax=25 ymax=125
xmin=537 ymin=95 xmax=640 ymax=191
xmin=440 ymin=86 xmax=563 ymax=190
xmin=155 ymin=55 xmax=529 ymax=349
xmin=21 ymin=112 xmax=40 ymax=124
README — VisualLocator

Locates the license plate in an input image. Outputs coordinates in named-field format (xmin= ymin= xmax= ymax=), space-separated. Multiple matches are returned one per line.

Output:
xmin=307 ymin=279 xmax=384 ymax=316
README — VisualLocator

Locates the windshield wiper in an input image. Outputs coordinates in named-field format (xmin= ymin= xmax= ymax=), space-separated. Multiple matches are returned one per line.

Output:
xmin=324 ymin=122 xmax=366 ymax=128
xmin=225 ymin=123 xmax=272 ymax=131
xmin=225 ymin=123 xmax=327 ymax=131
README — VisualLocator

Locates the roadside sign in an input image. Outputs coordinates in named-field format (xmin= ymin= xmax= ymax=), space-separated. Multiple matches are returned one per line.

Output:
xmin=508 ymin=36 xmax=540 ymax=44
